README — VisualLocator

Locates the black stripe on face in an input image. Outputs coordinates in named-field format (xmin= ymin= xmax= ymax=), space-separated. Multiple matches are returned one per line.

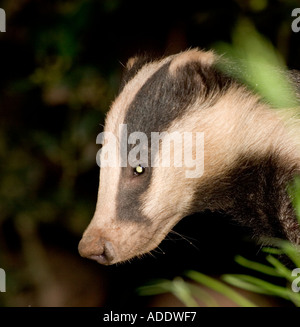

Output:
xmin=116 ymin=58 xmax=233 ymax=223
xmin=124 ymin=60 xmax=233 ymax=136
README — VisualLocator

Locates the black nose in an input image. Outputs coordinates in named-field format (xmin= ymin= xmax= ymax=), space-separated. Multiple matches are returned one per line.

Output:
xmin=88 ymin=240 xmax=115 ymax=265
xmin=78 ymin=235 xmax=115 ymax=265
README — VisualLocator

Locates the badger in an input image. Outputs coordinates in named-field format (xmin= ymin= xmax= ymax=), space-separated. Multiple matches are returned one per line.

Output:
xmin=78 ymin=49 xmax=300 ymax=265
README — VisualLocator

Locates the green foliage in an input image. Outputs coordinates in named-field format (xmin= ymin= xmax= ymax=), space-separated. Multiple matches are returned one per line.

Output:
xmin=137 ymin=277 xmax=199 ymax=307
xmin=215 ymin=19 xmax=299 ymax=109
xmin=220 ymin=180 xmax=300 ymax=307
xmin=137 ymin=274 xmax=257 ymax=307
xmin=222 ymin=247 xmax=300 ymax=307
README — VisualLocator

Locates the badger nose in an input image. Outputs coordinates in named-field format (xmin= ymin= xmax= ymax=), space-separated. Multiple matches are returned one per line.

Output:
xmin=78 ymin=234 xmax=115 ymax=265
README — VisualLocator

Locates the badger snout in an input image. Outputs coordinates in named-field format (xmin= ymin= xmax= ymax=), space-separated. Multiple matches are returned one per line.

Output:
xmin=78 ymin=232 xmax=115 ymax=265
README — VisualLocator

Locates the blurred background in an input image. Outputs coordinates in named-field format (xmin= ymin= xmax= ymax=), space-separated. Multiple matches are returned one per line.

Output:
xmin=0 ymin=0 xmax=300 ymax=307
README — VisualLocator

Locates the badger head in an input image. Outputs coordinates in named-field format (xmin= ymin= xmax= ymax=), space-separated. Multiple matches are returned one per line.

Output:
xmin=78 ymin=49 xmax=277 ymax=265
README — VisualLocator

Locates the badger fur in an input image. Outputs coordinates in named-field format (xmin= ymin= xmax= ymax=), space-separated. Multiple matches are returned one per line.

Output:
xmin=78 ymin=49 xmax=300 ymax=265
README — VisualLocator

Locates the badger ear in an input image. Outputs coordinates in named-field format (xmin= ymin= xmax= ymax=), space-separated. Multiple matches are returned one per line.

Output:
xmin=169 ymin=48 xmax=216 ymax=75
xmin=126 ymin=56 xmax=139 ymax=70
xmin=124 ymin=54 xmax=153 ymax=73
xmin=119 ymin=54 xmax=153 ymax=91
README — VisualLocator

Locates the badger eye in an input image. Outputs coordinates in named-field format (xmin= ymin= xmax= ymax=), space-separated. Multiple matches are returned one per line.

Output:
xmin=133 ymin=165 xmax=145 ymax=176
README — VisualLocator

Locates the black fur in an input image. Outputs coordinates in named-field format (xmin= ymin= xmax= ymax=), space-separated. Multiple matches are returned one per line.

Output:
xmin=191 ymin=152 xmax=300 ymax=243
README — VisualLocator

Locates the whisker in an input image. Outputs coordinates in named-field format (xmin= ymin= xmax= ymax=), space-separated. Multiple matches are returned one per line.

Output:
xmin=119 ymin=60 xmax=126 ymax=68
xmin=169 ymin=229 xmax=200 ymax=251
xmin=148 ymin=250 xmax=157 ymax=257
xmin=156 ymin=246 xmax=166 ymax=255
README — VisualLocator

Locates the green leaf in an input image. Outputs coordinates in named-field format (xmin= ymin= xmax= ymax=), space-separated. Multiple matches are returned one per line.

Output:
xmin=186 ymin=270 xmax=257 ymax=307
xmin=214 ymin=18 xmax=299 ymax=109
xmin=235 ymin=255 xmax=281 ymax=277
xmin=222 ymin=275 xmax=273 ymax=295
xmin=266 ymin=255 xmax=294 ymax=282
xmin=137 ymin=278 xmax=198 ymax=307
xmin=223 ymin=274 xmax=295 ymax=300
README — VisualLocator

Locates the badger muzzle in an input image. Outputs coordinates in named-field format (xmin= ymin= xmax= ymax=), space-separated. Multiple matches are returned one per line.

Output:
xmin=78 ymin=231 xmax=115 ymax=265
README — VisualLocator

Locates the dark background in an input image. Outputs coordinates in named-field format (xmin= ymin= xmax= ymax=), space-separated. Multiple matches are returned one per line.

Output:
xmin=0 ymin=0 xmax=299 ymax=307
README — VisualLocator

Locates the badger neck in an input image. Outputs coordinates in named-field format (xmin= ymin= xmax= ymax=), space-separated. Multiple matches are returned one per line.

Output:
xmin=198 ymin=150 xmax=300 ymax=244
xmin=190 ymin=91 xmax=300 ymax=244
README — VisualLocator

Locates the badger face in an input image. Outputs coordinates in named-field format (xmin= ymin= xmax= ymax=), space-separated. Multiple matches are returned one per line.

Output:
xmin=78 ymin=49 xmax=270 ymax=265
xmin=77 ymin=49 xmax=230 ymax=265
